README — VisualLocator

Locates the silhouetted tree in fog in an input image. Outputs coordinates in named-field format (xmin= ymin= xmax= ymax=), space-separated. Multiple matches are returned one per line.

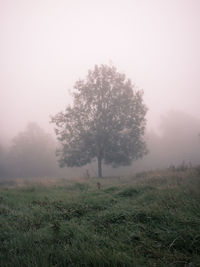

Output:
xmin=8 ymin=122 xmax=57 ymax=177
xmin=0 ymin=143 xmax=7 ymax=178
xmin=51 ymin=64 xmax=147 ymax=177
xmin=159 ymin=110 xmax=200 ymax=165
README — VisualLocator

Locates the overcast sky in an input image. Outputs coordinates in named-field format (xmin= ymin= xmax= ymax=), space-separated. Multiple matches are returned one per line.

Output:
xmin=1 ymin=0 xmax=200 ymax=141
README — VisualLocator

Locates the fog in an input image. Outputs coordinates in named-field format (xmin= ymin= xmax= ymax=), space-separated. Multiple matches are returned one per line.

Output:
xmin=0 ymin=0 xmax=200 ymax=177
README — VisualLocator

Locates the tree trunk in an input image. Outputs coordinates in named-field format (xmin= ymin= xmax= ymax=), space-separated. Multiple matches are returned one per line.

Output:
xmin=97 ymin=156 xmax=102 ymax=178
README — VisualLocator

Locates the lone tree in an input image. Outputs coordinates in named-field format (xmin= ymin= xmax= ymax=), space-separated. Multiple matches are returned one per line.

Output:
xmin=51 ymin=64 xmax=147 ymax=177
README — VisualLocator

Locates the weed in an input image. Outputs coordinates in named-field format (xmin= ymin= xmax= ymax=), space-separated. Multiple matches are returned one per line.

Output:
xmin=118 ymin=187 xmax=140 ymax=197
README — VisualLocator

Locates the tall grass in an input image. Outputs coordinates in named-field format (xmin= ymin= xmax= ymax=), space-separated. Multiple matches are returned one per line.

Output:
xmin=0 ymin=168 xmax=200 ymax=266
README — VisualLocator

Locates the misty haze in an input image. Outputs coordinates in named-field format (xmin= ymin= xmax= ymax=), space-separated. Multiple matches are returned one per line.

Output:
xmin=0 ymin=0 xmax=200 ymax=266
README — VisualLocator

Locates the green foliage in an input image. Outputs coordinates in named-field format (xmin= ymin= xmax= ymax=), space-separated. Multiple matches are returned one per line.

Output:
xmin=0 ymin=168 xmax=200 ymax=266
xmin=52 ymin=64 xmax=147 ymax=177
xmin=118 ymin=187 xmax=140 ymax=197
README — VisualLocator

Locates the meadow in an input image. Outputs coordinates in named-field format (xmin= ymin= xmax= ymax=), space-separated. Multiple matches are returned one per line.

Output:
xmin=0 ymin=168 xmax=200 ymax=267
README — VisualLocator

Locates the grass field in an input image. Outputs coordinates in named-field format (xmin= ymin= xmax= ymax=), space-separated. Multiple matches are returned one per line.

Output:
xmin=0 ymin=168 xmax=200 ymax=266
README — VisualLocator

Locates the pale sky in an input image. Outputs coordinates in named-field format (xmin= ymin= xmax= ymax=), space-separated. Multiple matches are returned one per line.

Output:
xmin=1 ymin=0 xmax=200 ymax=141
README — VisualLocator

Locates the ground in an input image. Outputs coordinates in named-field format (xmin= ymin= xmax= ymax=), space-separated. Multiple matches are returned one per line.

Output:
xmin=0 ymin=168 xmax=200 ymax=266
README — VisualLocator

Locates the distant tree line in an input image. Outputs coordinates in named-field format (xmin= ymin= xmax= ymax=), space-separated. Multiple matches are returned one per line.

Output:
xmin=132 ymin=110 xmax=200 ymax=172
xmin=0 ymin=122 xmax=58 ymax=178
xmin=1 ymin=65 xmax=199 ymax=179
xmin=0 ymin=111 xmax=200 ymax=179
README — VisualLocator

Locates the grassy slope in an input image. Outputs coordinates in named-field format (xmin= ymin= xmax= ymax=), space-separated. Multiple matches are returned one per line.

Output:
xmin=0 ymin=169 xmax=200 ymax=267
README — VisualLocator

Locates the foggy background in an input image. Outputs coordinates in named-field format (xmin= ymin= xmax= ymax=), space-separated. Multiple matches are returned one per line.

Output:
xmin=1 ymin=0 xmax=200 ymax=178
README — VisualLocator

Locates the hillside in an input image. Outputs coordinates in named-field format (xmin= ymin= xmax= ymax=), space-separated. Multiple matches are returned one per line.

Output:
xmin=0 ymin=168 xmax=200 ymax=266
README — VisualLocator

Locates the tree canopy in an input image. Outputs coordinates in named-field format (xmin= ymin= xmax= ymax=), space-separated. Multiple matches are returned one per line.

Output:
xmin=8 ymin=122 xmax=57 ymax=177
xmin=52 ymin=64 xmax=147 ymax=177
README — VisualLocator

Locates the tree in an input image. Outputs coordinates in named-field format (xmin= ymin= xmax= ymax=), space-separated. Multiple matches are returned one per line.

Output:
xmin=8 ymin=122 xmax=57 ymax=177
xmin=51 ymin=64 xmax=147 ymax=177
xmin=0 ymin=143 xmax=7 ymax=178
xmin=159 ymin=110 xmax=200 ymax=166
